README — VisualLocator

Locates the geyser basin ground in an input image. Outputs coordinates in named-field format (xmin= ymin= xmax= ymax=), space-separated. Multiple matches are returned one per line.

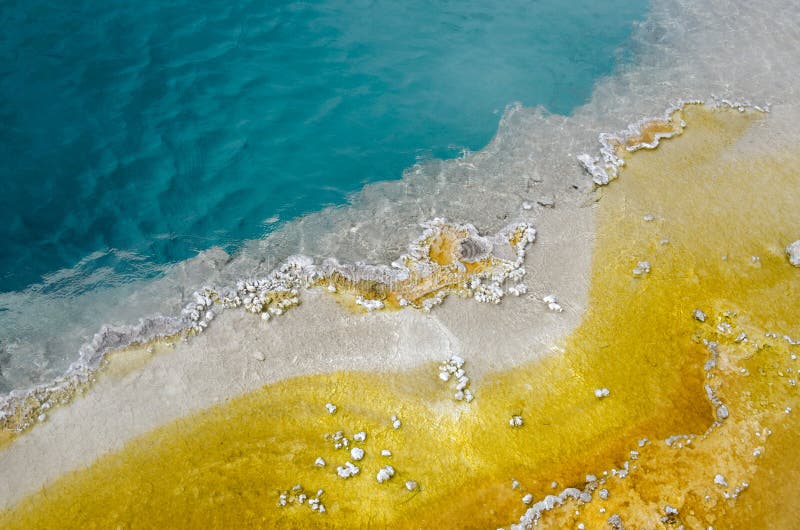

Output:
xmin=1 ymin=104 xmax=798 ymax=528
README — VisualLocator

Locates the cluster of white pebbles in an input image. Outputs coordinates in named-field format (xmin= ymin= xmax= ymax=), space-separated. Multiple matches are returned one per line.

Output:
xmin=277 ymin=484 xmax=327 ymax=514
xmin=438 ymin=355 xmax=474 ymax=402
xmin=277 ymin=404 xmax=420 ymax=514
xmin=180 ymin=257 xmax=308 ymax=333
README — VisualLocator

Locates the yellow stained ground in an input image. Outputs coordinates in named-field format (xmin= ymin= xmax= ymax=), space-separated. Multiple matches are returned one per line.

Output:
xmin=2 ymin=105 xmax=799 ymax=529
xmin=0 ymin=431 xmax=12 ymax=452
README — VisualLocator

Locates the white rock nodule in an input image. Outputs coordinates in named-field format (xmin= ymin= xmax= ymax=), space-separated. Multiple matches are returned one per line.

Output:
xmin=376 ymin=465 xmax=396 ymax=483
xmin=522 ymin=493 xmax=534 ymax=505
xmin=594 ymin=388 xmax=611 ymax=399
xmin=336 ymin=461 xmax=360 ymax=479
xmin=391 ymin=415 xmax=402 ymax=429
xmin=787 ymin=240 xmax=800 ymax=267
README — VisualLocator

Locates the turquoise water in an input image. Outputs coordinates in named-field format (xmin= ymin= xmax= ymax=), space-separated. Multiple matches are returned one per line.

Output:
xmin=0 ymin=0 xmax=647 ymax=294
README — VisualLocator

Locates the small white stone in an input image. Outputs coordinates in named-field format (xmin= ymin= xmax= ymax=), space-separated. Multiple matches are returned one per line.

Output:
xmin=509 ymin=415 xmax=524 ymax=427
xmin=350 ymin=447 xmax=365 ymax=461
xmin=665 ymin=505 xmax=678 ymax=515
xmin=353 ymin=431 xmax=367 ymax=442
xmin=405 ymin=480 xmax=418 ymax=491
xmin=632 ymin=261 xmax=651 ymax=276
xmin=253 ymin=351 xmax=266 ymax=361
xmin=522 ymin=493 xmax=533 ymax=505
xmin=693 ymin=309 xmax=707 ymax=322
xmin=717 ymin=322 xmax=733 ymax=334
xmin=37 ymin=413 xmax=47 ymax=422
xmin=643 ymin=214 xmax=655 ymax=221
xmin=355 ymin=296 xmax=384 ymax=311
xmin=376 ymin=465 xmax=395 ymax=483
xmin=314 ymin=457 xmax=326 ymax=467
xmin=598 ymin=488 xmax=609 ymax=500
xmin=714 ymin=474 xmax=728 ymax=487
xmin=381 ymin=449 xmax=392 ymax=457
xmin=325 ymin=403 xmax=337 ymax=414
xmin=511 ymin=479 xmax=520 ymax=490
xmin=391 ymin=415 xmax=401 ymax=429
xmin=522 ymin=201 xmax=533 ymax=210
xmin=336 ymin=461 xmax=360 ymax=479
xmin=542 ymin=294 xmax=563 ymax=312
xmin=594 ymin=388 xmax=610 ymax=399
